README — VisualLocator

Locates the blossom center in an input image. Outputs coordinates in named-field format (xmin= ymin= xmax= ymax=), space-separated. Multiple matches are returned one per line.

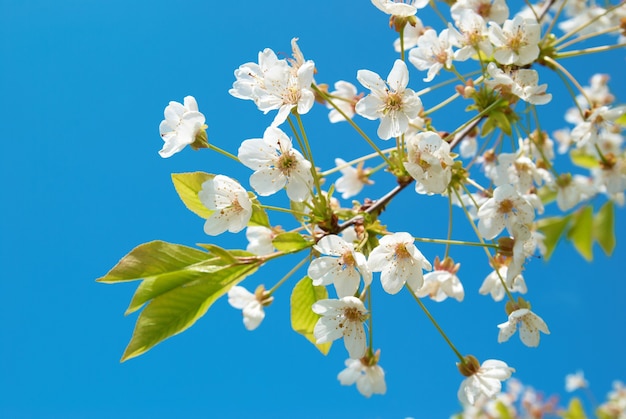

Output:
xmin=498 ymin=198 xmax=514 ymax=214
xmin=384 ymin=91 xmax=404 ymax=113
xmin=507 ymin=29 xmax=527 ymax=53
xmin=277 ymin=149 xmax=298 ymax=175
xmin=283 ymin=85 xmax=301 ymax=105
xmin=343 ymin=306 xmax=365 ymax=322
xmin=339 ymin=250 xmax=357 ymax=269
xmin=394 ymin=243 xmax=411 ymax=260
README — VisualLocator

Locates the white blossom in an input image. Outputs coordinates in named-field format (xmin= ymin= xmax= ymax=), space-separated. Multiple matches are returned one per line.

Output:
xmin=308 ymin=235 xmax=372 ymax=298
xmin=404 ymin=131 xmax=455 ymax=194
xmin=338 ymin=358 xmax=387 ymax=397
xmin=497 ymin=308 xmax=550 ymax=347
xmin=238 ymin=126 xmax=313 ymax=202
xmin=158 ymin=96 xmax=206 ymax=158
xmin=477 ymin=184 xmax=535 ymax=240
xmin=458 ymin=359 xmax=515 ymax=406
xmin=313 ymin=297 xmax=368 ymax=359
xmin=489 ymin=16 xmax=541 ymax=66
xmin=327 ymin=81 xmax=359 ymax=123
xmin=371 ymin=0 xmax=428 ymax=16
xmin=227 ymin=286 xmax=266 ymax=331
xmin=334 ymin=158 xmax=372 ymax=199
xmin=479 ymin=259 xmax=527 ymax=302
xmin=198 ymin=175 xmax=253 ymax=236
xmin=355 ymin=59 xmax=423 ymax=140
xmin=566 ymin=371 xmax=589 ymax=392
xmin=245 ymin=226 xmax=275 ymax=256
xmin=450 ymin=0 xmax=509 ymax=25
xmin=368 ymin=232 xmax=432 ymax=294
xmin=485 ymin=63 xmax=552 ymax=105
xmin=416 ymin=257 xmax=464 ymax=302
xmin=448 ymin=11 xmax=493 ymax=61
xmin=393 ymin=16 xmax=426 ymax=52
xmin=408 ymin=28 xmax=457 ymax=82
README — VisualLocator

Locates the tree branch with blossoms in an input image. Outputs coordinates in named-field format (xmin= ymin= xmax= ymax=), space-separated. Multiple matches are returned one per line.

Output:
xmin=98 ymin=0 xmax=626 ymax=409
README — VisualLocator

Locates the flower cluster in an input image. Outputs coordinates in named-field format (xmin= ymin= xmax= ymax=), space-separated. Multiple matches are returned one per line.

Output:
xmin=101 ymin=0 xmax=626 ymax=409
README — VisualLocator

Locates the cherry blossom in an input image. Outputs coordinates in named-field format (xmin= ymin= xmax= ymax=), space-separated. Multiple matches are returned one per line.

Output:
xmin=308 ymin=235 xmax=371 ymax=298
xmin=497 ymin=308 xmax=550 ymax=347
xmin=408 ymin=28 xmax=457 ymax=82
xmin=450 ymin=0 xmax=509 ymax=25
xmin=338 ymin=357 xmax=387 ymax=397
xmin=488 ymin=15 xmax=540 ymax=66
xmin=313 ymin=297 xmax=368 ymax=359
xmin=371 ymin=0 xmax=428 ymax=17
xmin=245 ymin=226 xmax=276 ymax=256
xmin=334 ymin=158 xmax=373 ymax=199
xmin=326 ymin=81 xmax=360 ymax=123
xmin=355 ymin=59 xmax=423 ymax=140
xmin=227 ymin=285 xmax=268 ymax=331
xmin=458 ymin=357 xmax=515 ymax=406
xmin=368 ymin=232 xmax=432 ymax=294
xmin=158 ymin=96 xmax=206 ymax=158
xmin=485 ymin=63 xmax=552 ymax=105
xmin=416 ymin=257 xmax=464 ymax=302
xmin=565 ymin=371 xmax=589 ymax=392
xmin=404 ymin=131 xmax=455 ymax=194
xmin=476 ymin=184 xmax=535 ymax=240
xmin=238 ymin=126 xmax=313 ymax=202
xmin=198 ymin=175 xmax=253 ymax=236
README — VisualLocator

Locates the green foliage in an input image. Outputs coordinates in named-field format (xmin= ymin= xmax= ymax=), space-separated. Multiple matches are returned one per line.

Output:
xmin=593 ymin=201 xmax=616 ymax=256
xmin=290 ymin=276 xmax=331 ymax=355
xmin=561 ymin=397 xmax=588 ymax=419
xmin=536 ymin=215 xmax=572 ymax=260
xmin=537 ymin=202 xmax=616 ymax=262
xmin=567 ymin=206 xmax=594 ymax=261
xmin=171 ymin=172 xmax=215 ymax=218
xmin=570 ymin=150 xmax=600 ymax=169
xmin=97 ymin=241 xmax=261 ymax=361
xmin=272 ymin=232 xmax=312 ymax=253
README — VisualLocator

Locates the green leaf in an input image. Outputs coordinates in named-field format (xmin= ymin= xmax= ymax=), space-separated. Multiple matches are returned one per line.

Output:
xmin=249 ymin=202 xmax=271 ymax=228
xmin=562 ymin=397 xmax=588 ymax=419
xmin=615 ymin=111 xmax=626 ymax=127
xmin=272 ymin=232 xmax=312 ymax=253
xmin=290 ymin=276 xmax=331 ymax=355
xmin=570 ymin=150 xmax=599 ymax=169
xmin=171 ymin=172 xmax=215 ymax=218
xmin=593 ymin=201 xmax=616 ymax=256
xmin=96 ymin=241 xmax=210 ymax=283
xmin=195 ymin=243 xmax=238 ymax=264
xmin=567 ymin=206 xmax=594 ymax=261
xmin=536 ymin=215 xmax=571 ymax=260
xmin=493 ymin=401 xmax=513 ymax=419
xmin=121 ymin=260 xmax=260 ymax=362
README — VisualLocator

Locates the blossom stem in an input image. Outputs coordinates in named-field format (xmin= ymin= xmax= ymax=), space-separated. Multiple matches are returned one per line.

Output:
xmin=207 ymin=144 xmax=239 ymax=163
xmin=553 ymin=2 xmax=625 ymax=46
xmin=423 ymin=92 xmax=460 ymax=116
xmin=294 ymin=113 xmax=326 ymax=205
xmin=407 ymin=284 xmax=465 ymax=364
xmin=399 ymin=25 xmax=406 ymax=62
xmin=555 ymin=25 xmax=622 ymax=51
xmin=413 ymin=236 xmax=498 ymax=249
xmin=455 ymin=185 xmax=514 ymax=302
xmin=542 ymin=56 xmax=592 ymax=108
xmin=445 ymin=191 xmax=453 ymax=259
xmin=554 ymin=43 xmax=626 ymax=59
xmin=312 ymin=84 xmax=395 ymax=167
xmin=267 ymin=255 xmax=310 ymax=295
xmin=287 ymin=117 xmax=308 ymax=160
xmin=259 ymin=204 xmax=309 ymax=218
xmin=320 ymin=147 xmax=395 ymax=177
xmin=415 ymin=72 xmax=482 ymax=96
xmin=540 ymin=0 xmax=565 ymax=44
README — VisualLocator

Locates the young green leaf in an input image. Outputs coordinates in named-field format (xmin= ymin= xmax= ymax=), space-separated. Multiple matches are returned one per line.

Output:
xmin=567 ymin=206 xmax=594 ymax=261
xmin=570 ymin=150 xmax=599 ymax=170
xmin=96 ymin=241 xmax=210 ymax=283
xmin=593 ymin=201 xmax=616 ymax=256
xmin=121 ymin=261 xmax=260 ymax=362
xmin=535 ymin=215 xmax=571 ymax=260
xmin=249 ymin=202 xmax=271 ymax=228
xmin=272 ymin=232 xmax=312 ymax=253
xmin=171 ymin=172 xmax=215 ymax=218
xmin=290 ymin=276 xmax=331 ymax=355
xmin=563 ymin=397 xmax=588 ymax=419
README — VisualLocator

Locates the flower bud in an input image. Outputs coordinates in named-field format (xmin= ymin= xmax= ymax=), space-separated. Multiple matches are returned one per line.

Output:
xmin=457 ymin=355 xmax=480 ymax=377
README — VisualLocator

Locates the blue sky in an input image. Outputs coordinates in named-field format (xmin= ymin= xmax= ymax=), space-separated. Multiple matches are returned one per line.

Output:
xmin=1 ymin=1 xmax=625 ymax=417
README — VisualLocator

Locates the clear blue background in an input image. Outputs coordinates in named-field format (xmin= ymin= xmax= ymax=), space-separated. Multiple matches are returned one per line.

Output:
xmin=1 ymin=1 xmax=624 ymax=417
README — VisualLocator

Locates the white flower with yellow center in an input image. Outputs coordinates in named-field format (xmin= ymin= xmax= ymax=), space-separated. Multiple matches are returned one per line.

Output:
xmin=238 ymin=126 xmax=313 ymax=202
xmin=408 ymin=28 xmax=457 ymax=82
xmin=458 ymin=356 xmax=515 ymax=406
xmin=477 ymin=184 xmax=535 ymax=240
xmin=158 ymin=96 xmax=206 ymax=158
xmin=489 ymin=15 xmax=540 ymax=66
xmin=198 ymin=175 xmax=253 ymax=236
xmin=404 ymin=131 xmax=455 ymax=195
xmin=355 ymin=59 xmax=423 ymax=140
xmin=368 ymin=232 xmax=432 ymax=294
xmin=313 ymin=297 xmax=369 ymax=359
xmin=308 ymin=235 xmax=372 ymax=298
xmin=338 ymin=356 xmax=387 ymax=397
xmin=497 ymin=308 xmax=550 ymax=347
